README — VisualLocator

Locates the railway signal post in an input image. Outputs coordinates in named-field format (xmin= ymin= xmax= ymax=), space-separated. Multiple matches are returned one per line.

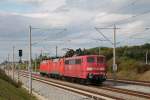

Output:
xmin=18 ymin=49 xmax=22 ymax=83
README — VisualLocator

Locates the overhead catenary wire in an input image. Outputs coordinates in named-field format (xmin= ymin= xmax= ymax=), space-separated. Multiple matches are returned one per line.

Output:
xmin=129 ymin=28 xmax=150 ymax=38
xmin=30 ymin=28 xmax=67 ymax=46
xmin=103 ymin=8 xmax=150 ymax=29
xmin=113 ymin=0 xmax=139 ymax=13
xmin=96 ymin=0 xmax=150 ymax=30
xmin=115 ymin=27 xmax=150 ymax=45
xmin=43 ymin=28 xmax=67 ymax=41
xmin=97 ymin=0 xmax=139 ymax=19
xmin=95 ymin=27 xmax=113 ymax=44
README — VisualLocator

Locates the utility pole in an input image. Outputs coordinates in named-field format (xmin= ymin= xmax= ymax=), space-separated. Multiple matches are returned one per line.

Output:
xmin=41 ymin=49 xmax=43 ymax=56
xmin=7 ymin=54 xmax=10 ymax=76
xmin=27 ymin=26 xmax=66 ymax=94
xmin=99 ymin=47 xmax=101 ymax=55
xmin=146 ymin=50 xmax=148 ymax=64
xmin=12 ymin=46 xmax=15 ymax=80
xmin=56 ymin=46 xmax=58 ymax=58
xmin=113 ymin=25 xmax=117 ymax=85
xmin=94 ymin=39 xmax=105 ymax=55
xmin=95 ymin=24 xmax=119 ymax=85
xmin=99 ymin=41 xmax=104 ymax=55
xmin=29 ymin=25 xmax=32 ymax=94
xmin=5 ymin=57 xmax=7 ymax=72
xmin=35 ymin=54 xmax=37 ymax=73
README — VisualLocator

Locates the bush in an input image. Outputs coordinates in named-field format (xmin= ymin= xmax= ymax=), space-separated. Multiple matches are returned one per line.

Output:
xmin=0 ymin=69 xmax=22 ymax=88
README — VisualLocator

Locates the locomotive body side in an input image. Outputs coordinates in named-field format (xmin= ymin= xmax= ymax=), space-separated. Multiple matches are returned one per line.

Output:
xmin=63 ymin=56 xmax=86 ymax=79
xmin=39 ymin=55 xmax=107 ymax=83
xmin=39 ymin=59 xmax=64 ymax=78
xmin=58 ymin=59 xmax=64 ymax=76
xmin=50 ymin=59 xmax=64 ymax=78
xmin=39 ymin=60 xmax=52 ymax=76
xmin=63 ymin=55 xmax=107 ymax=83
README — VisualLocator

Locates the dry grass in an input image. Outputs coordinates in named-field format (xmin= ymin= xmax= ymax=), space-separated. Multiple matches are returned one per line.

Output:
xmin=138 ymin=71 xmax=150 ymax=81
xmin=107 ymin=70 xmax=150 ymax=82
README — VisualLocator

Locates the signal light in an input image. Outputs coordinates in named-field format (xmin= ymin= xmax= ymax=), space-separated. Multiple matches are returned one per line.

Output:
xmin=19 ymin=49 xmax=22 ymax=57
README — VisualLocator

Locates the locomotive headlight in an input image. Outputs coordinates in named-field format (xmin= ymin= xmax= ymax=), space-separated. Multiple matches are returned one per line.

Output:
xmin=100 ymin=67 xmax=105 ymax=71
xmin=87 ymin=67 xmax=93 ymax=71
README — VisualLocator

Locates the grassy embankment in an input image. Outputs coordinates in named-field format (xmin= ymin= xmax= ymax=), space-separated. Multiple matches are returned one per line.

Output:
xmin=0 ymin=69 xmax=37 ymax=100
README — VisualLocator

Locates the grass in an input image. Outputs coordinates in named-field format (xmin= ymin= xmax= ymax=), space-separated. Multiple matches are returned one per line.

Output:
xmin=0 ymin=69 xmax=22 ymax=88
xmin=0 ymin=79 xmax=37 ymax=100
xmin=0 ymin=69 xmax=37 ymax=100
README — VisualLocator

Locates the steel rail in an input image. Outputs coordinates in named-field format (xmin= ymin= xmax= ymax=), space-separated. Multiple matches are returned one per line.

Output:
xmin=99 ymin=86 xmax=150 ymax=99
xmin=107 ymin=78 xmax=150 ymax=87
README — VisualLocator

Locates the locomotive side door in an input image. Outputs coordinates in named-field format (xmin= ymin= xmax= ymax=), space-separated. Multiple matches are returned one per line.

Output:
xmin=75 ymin=58 xmax=83 ymax=78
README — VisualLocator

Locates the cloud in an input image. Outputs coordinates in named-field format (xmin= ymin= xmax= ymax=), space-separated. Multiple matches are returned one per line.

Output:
xmin=0 ymin=0 xmax=150 ymax=62
xmin=94 ymin=13 xmax=132 ymax=25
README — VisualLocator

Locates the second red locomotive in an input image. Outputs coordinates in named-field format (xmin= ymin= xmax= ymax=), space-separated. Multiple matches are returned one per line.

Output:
xmin=39 ymin=55 xmax=107 ymax=83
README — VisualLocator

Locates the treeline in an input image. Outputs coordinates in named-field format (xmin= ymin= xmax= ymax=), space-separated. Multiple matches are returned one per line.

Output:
xmin=64 ymin=43 xmax=150 ymax=62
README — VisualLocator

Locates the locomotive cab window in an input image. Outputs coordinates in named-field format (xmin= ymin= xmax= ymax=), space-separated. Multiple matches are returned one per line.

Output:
xmin=87 ymin=57 xmax=95 ymax=63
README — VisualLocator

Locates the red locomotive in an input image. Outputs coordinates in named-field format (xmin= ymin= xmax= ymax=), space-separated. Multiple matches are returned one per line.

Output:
xmin=39 ymin=55 xmax=107 ymax=83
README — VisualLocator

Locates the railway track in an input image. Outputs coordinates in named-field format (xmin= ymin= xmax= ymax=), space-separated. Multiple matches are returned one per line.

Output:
xmin=19 ymin=72 xmax=120 ymax=100
xmin=19 ymin=70 xmax=150 ymax=100
xmin=107 ymin=78 xmax=150 ymax=87
xmin=22 ymin=70 xmax=150 ymax=87
xmin=99 ymin=86 xmax=150 ymax=99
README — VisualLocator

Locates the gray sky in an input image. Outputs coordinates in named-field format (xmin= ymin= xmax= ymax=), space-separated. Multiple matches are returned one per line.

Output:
xmin=0 ymin=0 xmax=150 ymax=62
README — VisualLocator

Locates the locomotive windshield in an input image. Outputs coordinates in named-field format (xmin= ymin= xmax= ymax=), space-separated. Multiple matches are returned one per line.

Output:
xmin=97 ymin=57 xmax=104 ymax=63
xmin=87 ymin=57 xmax=95 ymax=63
